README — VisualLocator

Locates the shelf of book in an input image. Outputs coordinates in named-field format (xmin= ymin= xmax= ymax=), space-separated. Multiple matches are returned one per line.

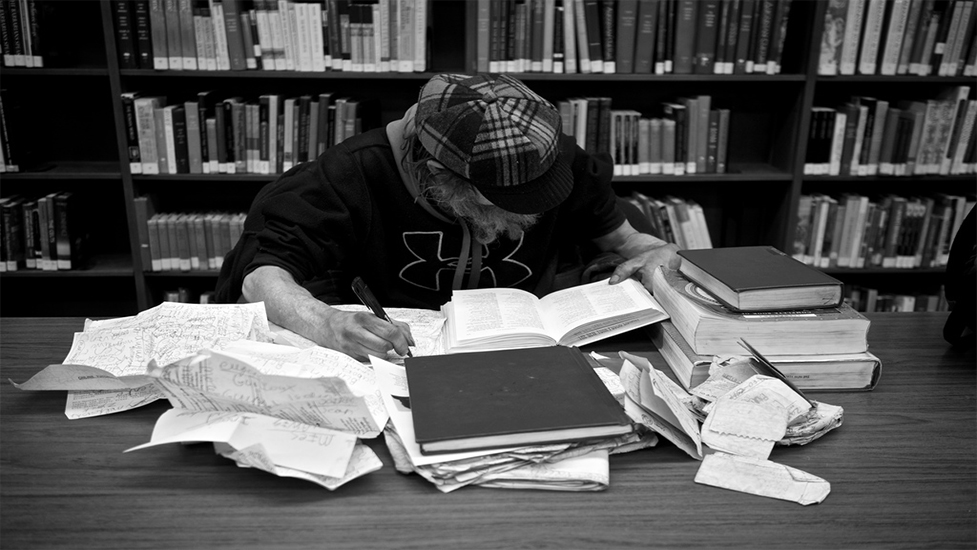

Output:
xmin=0 ymin=253 xmax=134 ymax=278
xmin=0 ymin=162 xmax=123 ymax=180
xmin=0 ymin=0 xmax=973 ymax=316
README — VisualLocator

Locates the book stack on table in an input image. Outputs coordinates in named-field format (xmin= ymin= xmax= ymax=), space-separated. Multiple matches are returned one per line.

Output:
xmin=650 ymin=246 xmax=881 ymax=392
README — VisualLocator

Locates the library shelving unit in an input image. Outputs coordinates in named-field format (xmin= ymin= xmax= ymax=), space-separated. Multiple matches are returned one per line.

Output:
xmin=0 ymin=0 xmax=972 ymax=317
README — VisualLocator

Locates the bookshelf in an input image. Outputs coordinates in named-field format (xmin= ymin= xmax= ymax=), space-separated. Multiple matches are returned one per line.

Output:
xmin=0 ymin=0 xmax=973 ymax=317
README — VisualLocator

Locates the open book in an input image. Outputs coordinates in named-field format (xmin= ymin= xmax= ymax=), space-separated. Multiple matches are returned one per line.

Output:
xmin=441 ymin=278 xmax=669 ymax=353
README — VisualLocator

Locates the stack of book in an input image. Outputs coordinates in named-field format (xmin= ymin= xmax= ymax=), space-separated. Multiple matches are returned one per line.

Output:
xmin=0 ymin=191 xmax=88 ymax=273
xmin=559 ymin=94 xmax=732 ymax=176
xmin=121 ymin=91 xmax=379 ymax=175
xmin=818 ymin=0 xmax=977 ymax=77
xmin=111 ymin=0 xmax=430 ymax=73
xmin=0 ymin=0 xmax=45 ymax=68
xmin=143 ymin=210 xmax=245 ymax=272
xmin=791 ymin=193 xmax=974 ymax=271
xmin=804 ymin=87 xmax=976 ymax=177
xmin=650 ymin=246 xmax=880 ymax=392
xmin=475 ymin=0 xmax=796 ymax=75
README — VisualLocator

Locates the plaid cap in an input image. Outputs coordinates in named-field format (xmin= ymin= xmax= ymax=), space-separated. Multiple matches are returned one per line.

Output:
xmin=414 ymin=73 xmax=573 ymax=215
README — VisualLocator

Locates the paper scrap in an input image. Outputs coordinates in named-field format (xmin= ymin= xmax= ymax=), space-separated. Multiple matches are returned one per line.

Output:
xmin=694 ymin=452 xmax=830 ymax=505
xmin=126 ymin=409 xmax=357 ymax=479
xmin=215 ymin=441 xmax=383 ymax=491
xmin=618 ymin=352 xmax=703 ymax=459
xmin=701 ymin=399 xmax=785 ymax=459
xmin=150 ymin=349 xmax=386 ymax=438
xmin=64 ymin=385 xmax=164 ymax=419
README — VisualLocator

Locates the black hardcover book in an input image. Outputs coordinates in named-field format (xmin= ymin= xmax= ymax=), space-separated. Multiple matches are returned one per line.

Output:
xmin=113 ymin=0 xmax=138 ymax=69
xmin=406 ymin=346 xmax=632 ymax=455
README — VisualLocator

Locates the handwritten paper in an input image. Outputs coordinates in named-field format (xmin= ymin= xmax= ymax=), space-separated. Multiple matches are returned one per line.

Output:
xmin=65 ymin=302 xmax=273 ymax=374
xmin=150 ymin=349 xmax=386 ymax=438
xmin=695 ymin=452 xmax=831 ymax=505
xmin=12 ymin=302 xmax=275 ymax=419
xmin=126 ymin=409 xmax=357 ymax=479
xmin=63 ymin=384 xmax=163 ymax=419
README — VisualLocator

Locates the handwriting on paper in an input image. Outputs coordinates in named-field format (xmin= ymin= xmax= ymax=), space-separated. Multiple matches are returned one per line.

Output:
xmin=150 ymin=349 xmax=387 ymax=438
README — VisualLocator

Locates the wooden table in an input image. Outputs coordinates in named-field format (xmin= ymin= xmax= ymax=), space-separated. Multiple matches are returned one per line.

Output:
xmin=1 ymin=313 xmax=974 ymax=549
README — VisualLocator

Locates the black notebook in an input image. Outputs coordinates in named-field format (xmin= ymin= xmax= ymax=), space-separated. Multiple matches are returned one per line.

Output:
xmin=405 ymin=346 xmax=633 ymax=455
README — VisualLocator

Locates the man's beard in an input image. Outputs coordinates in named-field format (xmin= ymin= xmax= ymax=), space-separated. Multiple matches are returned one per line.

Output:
xmin=421 ymin=169 xmax=540 ymax=245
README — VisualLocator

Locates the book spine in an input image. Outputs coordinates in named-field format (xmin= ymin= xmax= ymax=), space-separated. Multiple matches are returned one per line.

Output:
xmin=121 ymin=94 xmax=143 ymax=174
xmin=113 ymin=0 xmax=139 ymax=69
xmin=693 ymin=0 xmax=719 ymax=74
xmin=673 ymin=0 xmax=697 ymax=73
xmin=857 ymin=0 xmax=887 ymax=74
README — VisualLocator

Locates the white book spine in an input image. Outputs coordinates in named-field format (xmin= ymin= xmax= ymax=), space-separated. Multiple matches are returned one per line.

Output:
xmin=857 ymin=0 xmax=886 ymax=75
xmin=829 ymin=112 xmax=848 ymax=176
xmin=880 ymin=0 xmax=910 ymax=75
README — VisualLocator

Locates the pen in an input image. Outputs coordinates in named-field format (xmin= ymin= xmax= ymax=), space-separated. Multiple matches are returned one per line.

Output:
xmin=737 ymin=338 xmax=813 ymax=407
xmin=351 ymin=276 xmax=413 ymax=357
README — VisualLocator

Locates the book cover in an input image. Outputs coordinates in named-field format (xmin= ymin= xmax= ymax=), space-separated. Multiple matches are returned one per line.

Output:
xmin=677 ymin=245 xmax=844 ymax=312
xmin=632 ymin=0 xmax=659 ymax=73
xmin=406 ymin=346 xmax=632 ymax=455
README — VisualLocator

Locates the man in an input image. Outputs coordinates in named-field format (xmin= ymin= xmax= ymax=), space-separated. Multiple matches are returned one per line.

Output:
xmin=216 ymin=73 xmax=679 ymax=359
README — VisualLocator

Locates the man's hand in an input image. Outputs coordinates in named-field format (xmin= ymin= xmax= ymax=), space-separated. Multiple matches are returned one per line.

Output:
xmin=316 ymin=308 xmax=415 ymax=361
xmin=243 ymin=265 xmax=414 ymax=361
xmin=607 ymin=240 xmax=681 ymax=288
xmin=592 ymin=220 xmax=681 ymax=291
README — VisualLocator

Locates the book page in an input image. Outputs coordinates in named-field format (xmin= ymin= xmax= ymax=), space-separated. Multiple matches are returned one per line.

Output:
xmin=538 ymin=278 xmax=662 ymax=338
xmin=448 ymin=287 xmax=552 ymax=340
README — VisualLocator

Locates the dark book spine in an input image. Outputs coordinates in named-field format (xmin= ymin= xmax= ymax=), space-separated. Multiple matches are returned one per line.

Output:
xmin=632 ymin=0 xmax=658 ymax=74
xmin=54 ymin=192 xmax=86 ymax=270
xmin=121 ymin=94 xmax=142 ymax=172
xmin=172 ymin=105 xmax=189 ymax=173
xmin=233 ymin=101 xmax=246 ymax=172
xmin=0 ymin=0 xmax=12 ymax=67
xmin=585 ymin=96 xmax=600 ymax=153
xmin=722 ymin=0 xmax=740 ymax=73
xmin=215 ymin=102 xmax=228 ymax=169
xmin=673 ymin=0 xmax=697 ymax=73
xmin=597 ymin=96 xmax=612 ymax=155
xmin=222 ymin=0 xmax=248 ymax=70
xmin=733 ymin=0 xmax=754 ymax=73
xmin=600 ymin=0 xmax=615 ymax=70
xmin=654 ymin=0 xmax=669 ymax=72
xmin=132 ymin=0 xmax=153 ymax=69
xmin=7 ymin=0 xmax=25 ymax=65
xmin=752 ymin=0 xmax=775 ymax=72
xmin=583 ymin=0 xmax=603 ymax=71
xmin=706 ymin=109 xmax=719 ymax=172
xmin=693 ymin=0 xmax=719 ymax=74
xmin=532 ymin=0 xmax=546 ymax=71
xmin=553 ymin=0 xmax=565 ymax=71
xmin=297 ymin=95 xmax=311 ymax=163
xmin=714 ymin=0 xmax=731 ymax=73
xmin=838 ymin=102 xmax=860 ymax=176
xmin=767 ymin=0 xmax=791 ymax=74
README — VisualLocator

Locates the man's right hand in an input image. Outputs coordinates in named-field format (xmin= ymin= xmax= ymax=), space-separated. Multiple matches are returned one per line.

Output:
xmin=316 ymin=308 xmax=415 ymax=361
xmin=242 ymin=265 xmax=414 ymax=361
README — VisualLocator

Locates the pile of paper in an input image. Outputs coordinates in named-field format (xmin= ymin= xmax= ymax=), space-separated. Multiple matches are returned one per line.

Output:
xmin=122 ymin=341 xmax=396 ymax=490
xmin=12 ymin=302 xmax=275 ymax=418
xmin=617 ymin=352 xmax=838 ymax=505
xmin=370 ymin=355 xmax=658 ymax=492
